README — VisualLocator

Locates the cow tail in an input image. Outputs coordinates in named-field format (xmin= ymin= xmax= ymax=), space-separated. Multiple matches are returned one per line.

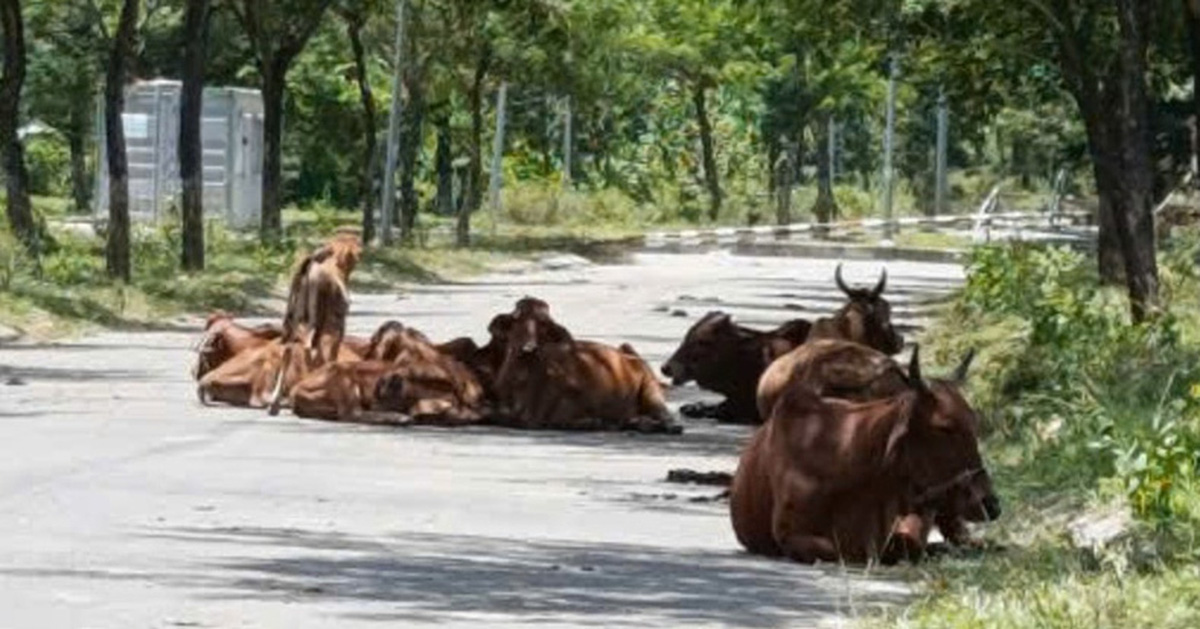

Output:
xmin=282 ymin=255 xmax=315 ymax=343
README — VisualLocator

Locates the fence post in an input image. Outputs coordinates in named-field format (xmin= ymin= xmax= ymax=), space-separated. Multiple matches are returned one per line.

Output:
xmin=934 ymin=86 xmax=948 ymax=217
xmin=882 ymin=56 xmax=898 ymax=242
xmin=379 ymin=0 xmax=407 ymax=246
xmin=488 ymin=81 xmax=509 ymax=236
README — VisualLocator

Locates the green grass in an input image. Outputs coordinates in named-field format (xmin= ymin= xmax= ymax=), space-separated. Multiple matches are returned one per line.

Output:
xmin=0 ymin=202 xmax=615 ymax=339
xmin=858 ymin=239 xmax=1200 ymax=629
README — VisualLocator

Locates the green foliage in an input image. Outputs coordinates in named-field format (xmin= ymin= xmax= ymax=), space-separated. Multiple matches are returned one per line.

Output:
xmin=23 ymin=134 xmax=71 ymax=197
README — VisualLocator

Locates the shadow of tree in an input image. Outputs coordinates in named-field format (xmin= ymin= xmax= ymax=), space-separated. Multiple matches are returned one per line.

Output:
xmin=142 ymin=526 xmax=909 ymax=626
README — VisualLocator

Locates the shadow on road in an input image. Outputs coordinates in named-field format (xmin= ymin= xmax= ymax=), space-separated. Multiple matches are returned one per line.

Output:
xmin=141 ymin=526 xmax=906 ymax=626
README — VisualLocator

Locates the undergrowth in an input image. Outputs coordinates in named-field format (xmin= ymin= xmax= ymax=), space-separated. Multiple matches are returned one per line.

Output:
xmin=873 ymin=234 xmax=1200 ymax=629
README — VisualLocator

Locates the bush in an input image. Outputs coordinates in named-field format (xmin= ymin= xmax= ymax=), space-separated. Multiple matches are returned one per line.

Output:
xmin=24 ymin=134 xmax=71 ymax=198
xmin=924 ymin=242 xmax=1200 ymax=533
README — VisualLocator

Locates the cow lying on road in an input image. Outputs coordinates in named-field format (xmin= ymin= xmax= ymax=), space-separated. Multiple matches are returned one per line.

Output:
xmin=661 ymin=312 xmax=810 ymax=424
xmin=193 ymin=312 xmax=282 ymax=380
xmin=290 ymin=358 xmax=485 ymax=426
xmin=492 ymin=297 xmax=681 ymax=433
xmin=197 ymin=338 xmax=361 ymax=409
xmin=731 ymin=345 xmax=999 ymax=564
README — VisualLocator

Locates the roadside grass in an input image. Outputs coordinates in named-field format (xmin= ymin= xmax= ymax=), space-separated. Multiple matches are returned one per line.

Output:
xmin=865 ymin=236 xmax=1200 ymax=629
xmin=0 ymin=209 xmax=553 ymax=339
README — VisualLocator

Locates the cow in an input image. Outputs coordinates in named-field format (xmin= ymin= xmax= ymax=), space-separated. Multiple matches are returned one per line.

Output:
xmin=363 ymin=320 xmax=487 ymax=416
xmin=267 ymin=233 xmax=362 ymax=415
xmin=290 ymin=359 xmax=484 ymax=426
xmin=660 ymin=312 xmax=811 ymax=424
xmin=197 ymin=338 xmax=361 ymax=409
xmin=730 ymin=345 xmax=999 ymax=564
xmin=755 ymin=339 xmax=983 ymax=547
xmin=193 ymin=312 xmax=282 ymax=380
xmin=807 ymin=264 xmax=904 ymax=355
xmin=492 ymin=297 xmax=681 ymax=433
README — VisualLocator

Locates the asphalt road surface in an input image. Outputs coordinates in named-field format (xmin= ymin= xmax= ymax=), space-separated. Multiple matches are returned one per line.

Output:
xmin=0 ymin=252 xmax=964 ymax=629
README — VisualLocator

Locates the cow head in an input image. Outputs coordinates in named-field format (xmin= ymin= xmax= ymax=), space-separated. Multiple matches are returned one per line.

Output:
xmin=367 ymin=320 xmax=433 ymax=363
xmin=661 ymin=311 xmax=752 ymax=386
xmin=373 ymin=371 xmax=408 ymax=412
xmin=887 ymin=346 xmax=1001 ymax=524
xmin=328 ymin=233 xmax=363 ymax=278
xmin=834 ymin=264 xmax=904 ymax=355
xmin=508 ymin=297 xmax=573 ymax=355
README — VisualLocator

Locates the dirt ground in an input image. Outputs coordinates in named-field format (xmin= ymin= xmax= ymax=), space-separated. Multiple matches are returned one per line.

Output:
xmin=0 ymin=251 xmax=963 ymax=628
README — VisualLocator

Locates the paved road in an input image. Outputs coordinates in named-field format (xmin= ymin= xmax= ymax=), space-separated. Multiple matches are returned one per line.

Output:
xmin=0 ymin=252 xmax=963 ymax=629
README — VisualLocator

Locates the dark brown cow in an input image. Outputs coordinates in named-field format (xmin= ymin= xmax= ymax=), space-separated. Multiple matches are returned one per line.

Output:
xmin=730 ymin=346 xmax=999 ymax=564
xmin=492 ymin=297 xmax=680 ymax=433
xmin=660 ymin=312 xmax=811 ymax=424
xmin=807 ymin=264 xmax=904 ymax=355
xmin=193 ymin=312 xmax=282 ymax=380
xmin=197 ymin=339 xmax=361 ymax=409
xmin=268 ymin=233 xmax=362 ymax=415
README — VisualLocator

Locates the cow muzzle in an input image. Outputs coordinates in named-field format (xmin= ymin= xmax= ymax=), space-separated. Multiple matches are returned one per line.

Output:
xmin=660 ymin=361 xmax=687 ymax=385
xmin=982 ymin=495 xmax=1002 ymax=521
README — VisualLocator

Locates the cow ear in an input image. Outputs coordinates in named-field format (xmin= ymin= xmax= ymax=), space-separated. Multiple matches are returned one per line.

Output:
xmin=952 ymin=348 xmax=977 ymax=385
xmin=545 ymin=322 xmax=573 ymax=344
xmin=488 ymin=314 xmax=514 ymax=338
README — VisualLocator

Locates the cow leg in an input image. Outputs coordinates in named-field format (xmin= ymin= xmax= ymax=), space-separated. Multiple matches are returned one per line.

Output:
xmin=266 ymin=344 xmax=295 ymax=416
xmin=679 ymin=401 xmax=723 ymax=419
xmin=882 ymin=513 xmax=933 ymax=565
xmin=935 ymin=514 xmax=981 ymax=548
xmin=773 ymin=476 xmax=841 ymax=564
xmin=713 ymin=399 xmax=760 ymax=424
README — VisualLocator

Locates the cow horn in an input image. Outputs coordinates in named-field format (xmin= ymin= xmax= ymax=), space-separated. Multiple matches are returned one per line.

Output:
xmin=834 ymin=263 xmax=852 ymax=296
xmin=907 ymin=344 xmax=924 ymax=386
xmin=871 ymin=268 xmax=888 ymax=299
xmin=952 ymin=348 xmax=977 ymax=384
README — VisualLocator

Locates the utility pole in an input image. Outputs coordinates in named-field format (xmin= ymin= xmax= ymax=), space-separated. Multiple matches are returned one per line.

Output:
xmin=488 ymin=81 xmax=509 ymax=236
xmin=935 ymin=85 xmax=948 ymax=216
xmin=379 ymin=0 xmax=407 ymax=246
xmin=882 ymin=56 xmax=898 ymax=242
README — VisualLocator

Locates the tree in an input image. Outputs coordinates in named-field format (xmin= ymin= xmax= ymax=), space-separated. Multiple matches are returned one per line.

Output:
xmin=104 ymin=0 xmax=140 ymax=281
xmin=0 ymin=0 xmax=39 ymax=257
xmin=180 ymin=0 xmax=211 ymax=271
xmin=230 ymin=0 xmax=336 ymax=242
xmin=339 ymin=0 xmax=379 ymax=245
xmin=1186 ymin=0 xmax=1200 ymax=180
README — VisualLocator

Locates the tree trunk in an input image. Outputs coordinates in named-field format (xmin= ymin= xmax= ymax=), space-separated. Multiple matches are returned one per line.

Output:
xmin=399 ymin=77 xmax=425 ymax=241
xmin=1186 ymin=0 xmax=1200 ymax=182
xmin=776 ymin=137 xmax=793 ymax=225
xmin=459 ymin=52 xmax=488 ymax=248
xmin=811 ymin=113 xmax=838 ymax=224
xmin=67 ymin=107 xmax=90 ymax=214
xmin=1112 ymin=0 xmax=1159 ymax=321
xmin=179 ymin=0 xmax=209 ymax=272
xmin=259 ymin=57 xmax=287 ymax=242
xmin=435 ymin=113 xmax=453 ymax=216
xmin=345 ymin=10 xmax=376 ymax=245
xmin=104 ymin=0 xmax=139 ymax=282
xmin=692 ymin=82 xmax=722 ymax=221
xmin=0 ymin=0 xmax=37 ymax=257
xmin=1095 ymin=180 xmax=1125 ymax=283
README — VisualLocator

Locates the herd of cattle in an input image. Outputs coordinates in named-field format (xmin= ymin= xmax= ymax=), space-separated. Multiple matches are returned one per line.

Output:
xmin=192 ymin=233 xmax=1000 ymax=565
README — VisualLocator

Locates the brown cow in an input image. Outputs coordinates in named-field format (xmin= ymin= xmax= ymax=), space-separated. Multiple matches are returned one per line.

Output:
xmin=661 ymin=312 xmax=811 ymax=424
xmin=492 ymin=297 xmax=681 ymax=433
xmin=364 ymin=320 xmax=487 ymax=414
xmin=193 ymin=312 xmax=282 ymax=380
xmin=730 ymin=346 xmax=999 ymax=564
xmin=756 ymin=339 xmax=983 ymax=547
xmin=197 ymin=339 xmax=361 ymax=409
xmin=290 ymin=359 xmax=484 ymax=426
xmin=267 ymin=234 xmax=363 ymax=415
xmin=807 ymin=264 xmax=904 ymax=355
